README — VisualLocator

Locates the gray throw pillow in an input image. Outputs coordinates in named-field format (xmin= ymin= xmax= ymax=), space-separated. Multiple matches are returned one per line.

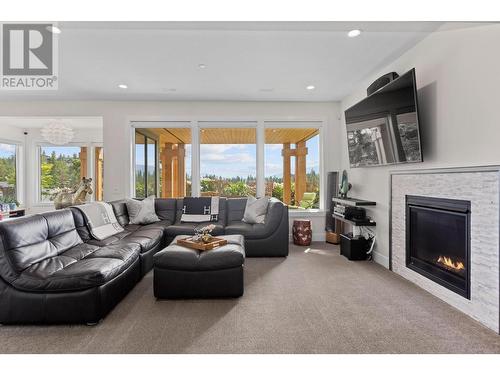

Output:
xmin=125 ymin=196 xmax=160 ymax=225
xmin=242 ymin=196 xmax=270 ymax=224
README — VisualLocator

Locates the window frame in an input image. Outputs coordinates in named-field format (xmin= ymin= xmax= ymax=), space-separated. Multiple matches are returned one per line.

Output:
xmin=0 ymin=139 xmax=23 ymax=206
xmin=35 ymin=142 xmax=100 ymax=206
xmin=134 ymin=130 xmax=158 ymax=199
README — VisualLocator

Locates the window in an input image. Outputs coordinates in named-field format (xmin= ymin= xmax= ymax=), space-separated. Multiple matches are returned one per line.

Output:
xmin=200 ymin=127 xmax=256 ymax=197
xmin=132 ymin=121 xmax=323 ymax=209
xmin=39 ymin=146 xmax=88 ymax=202
xmin=0 ymin=142 xmax=18 ymax=204
xmin=265 ymin=128 xmax=320 ymax=208
xmin=135 ymin=131 xmax=157 ymax=198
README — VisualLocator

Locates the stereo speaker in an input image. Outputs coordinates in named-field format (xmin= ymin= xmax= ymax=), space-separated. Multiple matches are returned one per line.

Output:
xmin=325 ymin=171 xmax=339 ymax=232
xmin=367 ymin=72 xmax=399 ymax=96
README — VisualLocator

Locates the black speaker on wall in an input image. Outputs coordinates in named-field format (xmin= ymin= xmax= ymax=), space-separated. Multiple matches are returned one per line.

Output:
xmin=325 ymin=171 xmax=339 ymax=232
xmin=366 ymin=72 xmax=399 ymax=96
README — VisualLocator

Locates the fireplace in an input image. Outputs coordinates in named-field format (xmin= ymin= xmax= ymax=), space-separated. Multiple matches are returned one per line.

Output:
xmin=406 ymin=195 xmax=471 ymax=299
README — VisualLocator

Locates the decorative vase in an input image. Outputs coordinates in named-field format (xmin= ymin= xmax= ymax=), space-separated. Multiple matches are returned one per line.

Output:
xmin=9 ymin=203 xmax=17 ymax=211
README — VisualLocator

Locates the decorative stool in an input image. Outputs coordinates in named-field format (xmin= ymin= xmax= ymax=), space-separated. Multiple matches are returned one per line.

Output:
xmin=292 ymin=219 xmax=312 ymax=246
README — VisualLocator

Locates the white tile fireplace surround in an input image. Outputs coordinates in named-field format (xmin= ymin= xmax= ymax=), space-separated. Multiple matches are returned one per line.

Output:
xmin=391 ymin=167 xmax=500 ymax=333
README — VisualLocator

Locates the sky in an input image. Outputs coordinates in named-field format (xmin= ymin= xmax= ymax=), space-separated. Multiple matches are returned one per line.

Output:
xmin=0 ymin=143 xmax=16 ymax=158
xmin=135 ymin=134 xmax=320 ymax=179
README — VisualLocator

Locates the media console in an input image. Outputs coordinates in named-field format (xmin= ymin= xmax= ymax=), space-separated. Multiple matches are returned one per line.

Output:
xmin=331 ymin=197 xmax=376 ymax=260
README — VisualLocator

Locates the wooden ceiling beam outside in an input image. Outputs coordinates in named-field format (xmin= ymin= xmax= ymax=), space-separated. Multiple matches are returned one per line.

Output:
xmin=139 ymin=127 xmax=319 ymax=146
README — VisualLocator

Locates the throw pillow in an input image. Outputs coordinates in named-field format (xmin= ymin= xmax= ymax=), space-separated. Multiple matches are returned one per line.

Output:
xmin=242 ymin=196 xmax=270 ymax=224
xmin=125 ymin=196 xmax=160 ymax=225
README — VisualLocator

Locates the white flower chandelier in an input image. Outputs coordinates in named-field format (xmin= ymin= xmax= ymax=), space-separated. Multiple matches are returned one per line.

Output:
xmin=41 ymin=121 xmax=75 ymax=145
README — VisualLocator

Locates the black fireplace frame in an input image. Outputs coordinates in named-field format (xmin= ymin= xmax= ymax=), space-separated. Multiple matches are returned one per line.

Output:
xmin=405 ymin=195 xmax=471 ymax=299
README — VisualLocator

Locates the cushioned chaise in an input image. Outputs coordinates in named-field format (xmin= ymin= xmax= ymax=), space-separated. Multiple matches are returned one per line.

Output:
xmin=224 ymin=198 xmax=289 ymax=256
xmin=0 ymin=210 xmax=141 ymax=324
xmin=153 ymin=234 xmax=245 ymax=299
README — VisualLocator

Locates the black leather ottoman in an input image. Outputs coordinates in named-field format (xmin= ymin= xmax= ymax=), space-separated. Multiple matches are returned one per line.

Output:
xmin=153 ymin=235 xmax=245 ymax=299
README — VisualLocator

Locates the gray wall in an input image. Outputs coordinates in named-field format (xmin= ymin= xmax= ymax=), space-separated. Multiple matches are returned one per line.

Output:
xmin=339 ymin=24 xmax=500 ymax=267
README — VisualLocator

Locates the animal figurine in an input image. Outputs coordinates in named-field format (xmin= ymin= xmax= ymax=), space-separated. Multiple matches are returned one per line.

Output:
xmin=339 ymin=170 xmax=352 ymax=198
xmin=52 ymin=177 xmax=93 ymax=210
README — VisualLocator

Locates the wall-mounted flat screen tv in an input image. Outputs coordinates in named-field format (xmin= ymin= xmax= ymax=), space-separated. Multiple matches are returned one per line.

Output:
xmin=344 ymin=68 xmax=423 ymax=168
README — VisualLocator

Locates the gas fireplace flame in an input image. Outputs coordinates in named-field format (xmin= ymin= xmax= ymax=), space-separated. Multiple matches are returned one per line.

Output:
xmin=437 ymin=256 xmax=465 ymax=272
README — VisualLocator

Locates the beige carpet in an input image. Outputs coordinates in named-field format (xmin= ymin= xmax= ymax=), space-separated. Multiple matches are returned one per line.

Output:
xmin=0 ymin=242 xmax=499 ymax=354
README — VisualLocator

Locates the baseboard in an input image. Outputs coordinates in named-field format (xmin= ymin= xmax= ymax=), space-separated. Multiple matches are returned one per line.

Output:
xmin=372 ymin=251 xmax=389 ymax=268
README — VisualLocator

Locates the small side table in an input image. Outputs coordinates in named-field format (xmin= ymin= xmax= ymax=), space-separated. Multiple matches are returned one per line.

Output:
xmin=292 ymin=219 xmax=312 ymax=246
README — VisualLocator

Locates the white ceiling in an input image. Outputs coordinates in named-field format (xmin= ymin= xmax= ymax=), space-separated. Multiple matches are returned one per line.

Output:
xmin=0 ymin=117 xmax=103 ymax=129
xmin=0 ymin=21 xmax=451 ymax=102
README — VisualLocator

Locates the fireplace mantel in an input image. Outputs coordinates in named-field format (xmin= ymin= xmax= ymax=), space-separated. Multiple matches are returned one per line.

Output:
xmin=390 ymin=166 xmax=500 ymax=333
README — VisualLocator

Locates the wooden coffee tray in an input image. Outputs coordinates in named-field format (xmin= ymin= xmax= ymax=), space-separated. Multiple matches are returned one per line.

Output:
xmin=177 ymin=237 xmax=228 ymax=251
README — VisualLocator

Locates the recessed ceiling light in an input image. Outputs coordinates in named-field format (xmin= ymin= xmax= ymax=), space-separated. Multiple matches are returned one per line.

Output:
xmin=46 ymin=25 xmax=61 ymax=34
xmin=306 ymin=85 xmax=315 ymax=90
xmin=198 ymin=64 xmax=207 ymax=69
xmin=348 ymin=29 xmax=362 ymax=38
xmin=259 ymin=88 xmax=274 ymax=92
xmin=118 ymin=84 xmax=128 ymax=89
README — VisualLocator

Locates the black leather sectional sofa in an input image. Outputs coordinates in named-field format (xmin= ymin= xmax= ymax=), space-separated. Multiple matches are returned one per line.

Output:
xmin=0 ymin=197 xmax=288 ymax=324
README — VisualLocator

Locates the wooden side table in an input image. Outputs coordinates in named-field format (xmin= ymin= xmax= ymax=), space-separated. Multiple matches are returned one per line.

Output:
xmin=292 ymin=219 xmax=312 ymax=246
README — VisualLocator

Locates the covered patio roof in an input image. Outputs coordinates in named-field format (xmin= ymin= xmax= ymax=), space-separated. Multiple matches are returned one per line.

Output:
xmin=145 ymin=127 xmax=319 ymax=145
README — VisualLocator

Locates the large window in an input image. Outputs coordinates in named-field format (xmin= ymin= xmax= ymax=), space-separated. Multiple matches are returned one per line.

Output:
xmin=0 ymin=142 xmax=18 ymax=204
xmin=132 ymin=122 xmax=323 ymax=209
xmin=39 ymin=146 xmax=87 ymax=202
xmin=265 ymin=128 xmax=320 ymax=208
xmin=200 ymin=127 xmax=256 ymax=197
xmin=135 ymin=131 xmax=157 ymax=198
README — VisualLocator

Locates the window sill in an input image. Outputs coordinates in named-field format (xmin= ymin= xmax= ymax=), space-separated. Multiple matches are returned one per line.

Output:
xmin=32 ymin=203 xmax=54 ymax=207
xmin=288 ymin=209 xmax=326 ymax=217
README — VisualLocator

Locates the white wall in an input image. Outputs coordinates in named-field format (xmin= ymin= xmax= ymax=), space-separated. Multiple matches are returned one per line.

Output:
xmin=0 ymin=101 xmax=341 ymax=232
xmin=339 ymin=23 xmax=500 ymax=267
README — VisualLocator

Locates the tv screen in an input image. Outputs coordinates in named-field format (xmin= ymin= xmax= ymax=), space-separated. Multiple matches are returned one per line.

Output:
xmin=344 ymin=68 xmax=423 ymax=168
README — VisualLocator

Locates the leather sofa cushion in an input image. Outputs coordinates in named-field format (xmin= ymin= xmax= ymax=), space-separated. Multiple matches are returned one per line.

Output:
xmin=155 ymin=198 xmax=177 ymax=223
xmin=118 ymin=225 xmax=164 ymax=253
xmin=0 ymin=210 xmax=83 ymax=273
xmin=226 ymin=198 xmax=247 ymax=222
xmin=165 ymin=222 xmax=197 ymax=237
xmin=109 ymin=200 xmax=130 ymax=227
xmin=154 ymin=235 xmax=244 ymax=271
xmin=12 ymin=242 xmax=140 ymax=292
xmin=86 ymin=231 xmax=130 ymax=247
